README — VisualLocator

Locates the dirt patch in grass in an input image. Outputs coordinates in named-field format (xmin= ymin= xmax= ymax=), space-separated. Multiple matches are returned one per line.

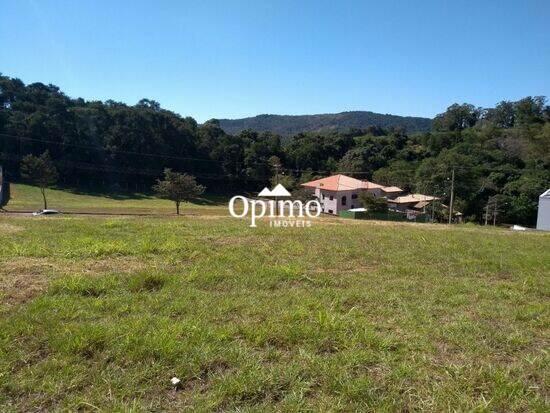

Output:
xmin=0 ymin=256 xmax=147 ymax=307
xmin=0 ymin=258 xmax=54 ymax=306
xmin=79 ymin=256 xmax=147 ymax=275
xmin=432 ymin=341 xmax=469 ymax=367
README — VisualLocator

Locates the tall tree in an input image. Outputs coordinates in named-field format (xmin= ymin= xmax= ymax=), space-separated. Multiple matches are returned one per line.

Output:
xmin=433 ymin=103 xmax=481 ymax=132
xmin=485 ymin=101 xmax=515 ymax=128
xmin=20 ymin=151 xmax=59 ymax=210
xmin=359 ymin=192 xmax=387 ymax=213
xmin=514 ymin=96 xmax=546 ymax=125
xmin=153 ymin=169 xmax=205 ymax=215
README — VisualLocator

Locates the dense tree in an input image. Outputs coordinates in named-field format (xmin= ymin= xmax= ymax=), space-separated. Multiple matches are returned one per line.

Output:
xmin=433 ymin=103 xmax=481 ymax=132
xmin=514 ymin=96 xmax=546 ymax=126
xmin=372 ymin=160 xmax=416 ymax=192
xmin=268 ymin=155 xmax=295 ymax=189
xmin=153 ymin=169 xmax=205 ymax=215
xmin=359 ymin=192 xmax=387 ymax=213
xmin=484 ymin=101 xmax=515 ymax=128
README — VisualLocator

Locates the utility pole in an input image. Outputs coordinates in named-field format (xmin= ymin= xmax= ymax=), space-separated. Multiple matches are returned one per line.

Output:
xmin=271 ymin=158 xmax=281 ymax=215
xmin=485 ymin=202 xmax=489 ymax=226
xmin=431 ymin=184 xmax=437 ymax=223
xmin=448 ymin=167 xmax=455 ymax=224
xmin=493 ymin=198 xmax=498 ymax=226
xmin=275 ymin=164 xmax=279 ymax=215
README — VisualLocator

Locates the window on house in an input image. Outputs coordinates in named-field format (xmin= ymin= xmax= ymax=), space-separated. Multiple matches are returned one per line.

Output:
xmin=351 ymin=194 xmax=358 ymax=199
xmin=329 ymin=195 xmax=334 ymax=201
xmin=341 ymin=196 xmax=347 ymax=206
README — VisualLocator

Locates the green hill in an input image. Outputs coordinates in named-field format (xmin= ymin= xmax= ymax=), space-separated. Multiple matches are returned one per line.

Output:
xmin=218 ymin=111 xmax=432 ymax=136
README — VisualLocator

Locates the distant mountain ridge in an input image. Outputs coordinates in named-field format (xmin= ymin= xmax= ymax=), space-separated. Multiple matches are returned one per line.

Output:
xmin=218 ymin=111 xmax=432 ymax=136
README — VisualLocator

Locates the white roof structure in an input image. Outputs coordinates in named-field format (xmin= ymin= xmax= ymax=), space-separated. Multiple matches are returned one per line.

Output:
xmin=258 ymin=187 xmax=272 ymax=197
xmin=258 ymin=184 xmax=292 ymax=197
xmin=536 ymin=189 xmax=550 ymax=231
xmin=270 ymin=184 xmax=291 ymax=197
xmin=388 ymin=193 xmax=439 ymax=204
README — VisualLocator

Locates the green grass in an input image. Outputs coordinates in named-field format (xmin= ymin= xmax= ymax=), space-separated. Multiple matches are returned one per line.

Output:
xmin=0 ymin=188 xmax=549 ymax=411
xmin=5 ymin=183 xmax=226 ymax=215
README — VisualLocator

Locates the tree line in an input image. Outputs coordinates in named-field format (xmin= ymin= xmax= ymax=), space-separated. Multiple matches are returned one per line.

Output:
xmin=1 ymin=74 xmax=549 ymax=225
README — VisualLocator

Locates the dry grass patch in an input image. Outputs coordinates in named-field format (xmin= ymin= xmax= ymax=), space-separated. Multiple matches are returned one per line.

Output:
xmin=0 ymin=222 xmax=24 ymax=234
xmin=0 ymin=258 xmax=53 ymax=306
xmin=0 ymin=256 xmax=150 ymax=307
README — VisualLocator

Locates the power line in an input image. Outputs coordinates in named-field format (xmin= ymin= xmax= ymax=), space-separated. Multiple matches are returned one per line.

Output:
xmin=1 ymin=132 xmax=479 ymax=188
xmin=0 ymin=133 xmax=387 ymax=176
xmin=0 ymin=133 xmax=221 ymax=164
xmin=0 ymin=152 xmax=268 ymax=182
xmin=0 ymin=133 xmax=300 ymax=171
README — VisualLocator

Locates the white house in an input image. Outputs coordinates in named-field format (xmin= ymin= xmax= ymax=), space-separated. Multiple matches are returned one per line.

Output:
xmin=536 ymin=189 xmax=550 ymax=231
xmin=301 ymin=174 xmax=402 ymax=215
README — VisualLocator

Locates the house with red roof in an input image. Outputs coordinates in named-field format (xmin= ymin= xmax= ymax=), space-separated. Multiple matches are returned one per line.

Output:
xmin=301 ymin=174 xmax=403 ymax=215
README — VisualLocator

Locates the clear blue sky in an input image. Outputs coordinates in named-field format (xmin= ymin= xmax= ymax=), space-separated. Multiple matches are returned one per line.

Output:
xmin=2 ymin=0 xmax=549 ymax=122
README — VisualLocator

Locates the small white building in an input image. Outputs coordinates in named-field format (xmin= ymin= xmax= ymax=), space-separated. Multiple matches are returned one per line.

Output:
xmin=536 ymin=189 xmax=550 ymax=231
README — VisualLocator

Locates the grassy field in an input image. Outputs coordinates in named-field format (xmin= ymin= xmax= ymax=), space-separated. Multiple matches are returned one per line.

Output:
xmin=5 ymin=184 xmax=227 ymax=215
xmin=0 ymin=186 xmax=549 ymax=411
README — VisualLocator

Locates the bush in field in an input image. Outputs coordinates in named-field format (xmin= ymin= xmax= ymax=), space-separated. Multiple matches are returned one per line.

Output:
xmin=359 ymin=192 xmax=387 ymax=213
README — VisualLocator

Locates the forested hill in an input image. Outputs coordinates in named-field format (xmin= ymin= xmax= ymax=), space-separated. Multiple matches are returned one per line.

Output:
xmin=1 ymin=74 xmax=549 ymax=226
xmin=218 ymin=111 xmax=432 ymax=136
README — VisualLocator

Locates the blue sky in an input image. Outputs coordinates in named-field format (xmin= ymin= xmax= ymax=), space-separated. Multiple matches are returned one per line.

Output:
xmin=1 ymin=0 xmax=549 ymax=122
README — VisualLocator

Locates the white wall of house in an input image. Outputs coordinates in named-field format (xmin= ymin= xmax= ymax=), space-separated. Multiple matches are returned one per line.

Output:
xmin=314 ymin=188 xmax=367 ymax=214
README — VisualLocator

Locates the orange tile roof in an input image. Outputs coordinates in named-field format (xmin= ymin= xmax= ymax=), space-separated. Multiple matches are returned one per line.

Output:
xmin=301 ymin=174 xmax=385 ymax=191
xmin=301 ymin=174 xmax=361 ymax=191
xmin=363 ymin=180 xmax=385 ymax=189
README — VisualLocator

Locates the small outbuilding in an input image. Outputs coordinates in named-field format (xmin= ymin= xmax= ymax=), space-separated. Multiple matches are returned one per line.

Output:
xmin=536 ymin=189 xmax=550 ymax=231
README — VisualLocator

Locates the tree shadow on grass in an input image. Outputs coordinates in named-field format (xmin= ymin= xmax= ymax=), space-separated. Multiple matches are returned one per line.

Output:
xmin=58 ymin=186 xmax=154 ymax=201
xmin=55 ymin=185 xmax=228 ymax=205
